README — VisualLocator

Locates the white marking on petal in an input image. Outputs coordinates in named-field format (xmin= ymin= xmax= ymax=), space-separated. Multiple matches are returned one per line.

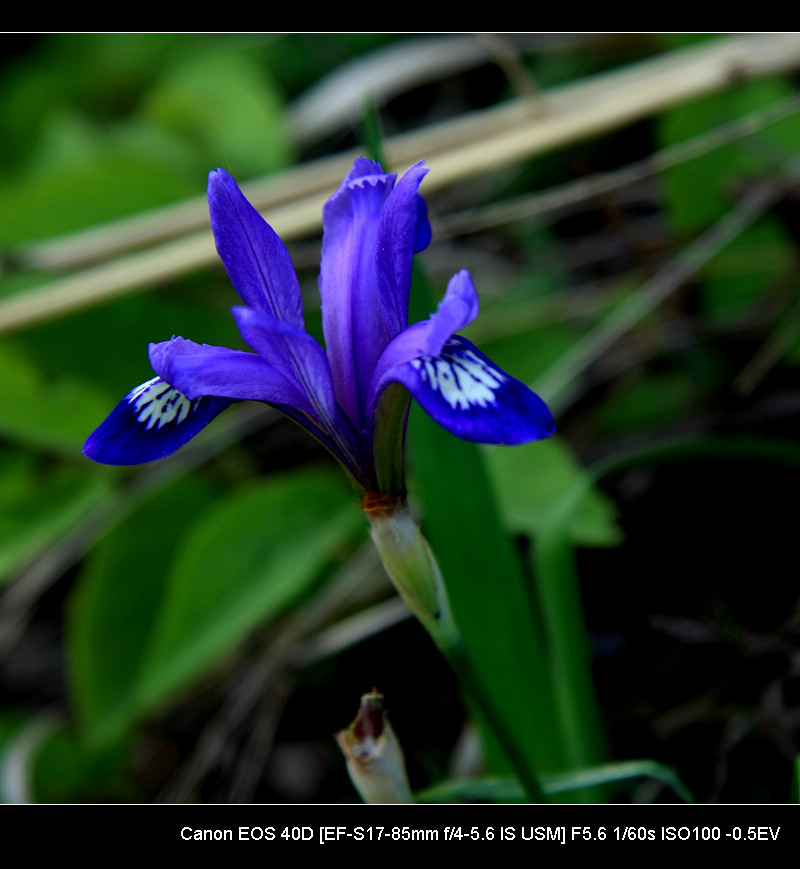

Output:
xmin=414 ymin=339 xmax=506 ymax=411
xmin=126 ymin=377 xmax=200 ymax=431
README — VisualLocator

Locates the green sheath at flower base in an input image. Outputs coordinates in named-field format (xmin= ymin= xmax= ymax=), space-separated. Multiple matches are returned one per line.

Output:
xmin=361 ymin=493 xmax=547 ymax=802
xmin=361 ymin=493 xmax=458 ymax=649
xmin=336 ymin=690 xmax=412 ymax=804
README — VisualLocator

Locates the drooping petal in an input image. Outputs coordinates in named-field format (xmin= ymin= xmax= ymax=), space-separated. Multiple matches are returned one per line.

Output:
xmin=232 ymin=307 xmax=337 ymax=425
xmin=229 ymin=308 xmax=369 ymax=484
xmin=208 ymin=169 xmax=304 ymax=328
xmin=83 ymin=377 xmax=233 ymax=465
xmin=368 ymin=271 xmax=554 ymax=446
xmin=149 ymin=337 xmax=311 ymax=411
xmin=383 ymin=335 xmax=555 ymax=445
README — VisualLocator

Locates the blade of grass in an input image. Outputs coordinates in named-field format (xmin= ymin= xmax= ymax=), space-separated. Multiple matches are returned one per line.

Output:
xmin=407 ymin=262 xmax=563 ymax=792
xmin=416 ymin=758 xmax=694 ymax=803
xmin=534 ymin=434 xmax=800 ymax=780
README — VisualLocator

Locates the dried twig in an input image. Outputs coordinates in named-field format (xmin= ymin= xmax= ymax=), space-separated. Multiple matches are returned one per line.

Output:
xmin=3 ymin=35 xmax=800 ymax=335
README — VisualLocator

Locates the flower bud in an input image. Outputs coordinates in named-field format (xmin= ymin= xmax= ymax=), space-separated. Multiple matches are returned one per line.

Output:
xmin=336 ymin=690 xmax=412 ymax=804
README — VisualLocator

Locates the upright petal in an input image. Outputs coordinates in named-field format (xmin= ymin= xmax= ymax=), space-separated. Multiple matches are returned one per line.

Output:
xmin=83 ymin=376 xmax=233 ymax=465
xmin=208 ymin=169 xmax=304 ymax=328
xmin=319 ymin=160 xmax=429 ymax=429
xmin=420 ymin=268 xmax=479 ymax=356
xmin=413 ymin=193 xmax=432 ymax=254
xmin=320 ymin=161 xmax=396 ymax=427
xmin=368 ymin=270 xmax=480 ymax=407
xmin=376 ymin=162 xmax=429 ymax=336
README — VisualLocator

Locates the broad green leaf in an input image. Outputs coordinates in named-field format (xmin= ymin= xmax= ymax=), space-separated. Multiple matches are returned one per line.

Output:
xmin=0 ymin=112 xmax=193 ymax=245
xmin=0 ymin=343 xmax=116 ymax=453
xmin=134 ymin=470 xmax=361 ymax=713
xmin=484 ymin=438 xmax=621 ymax=548
xmin=30 ymin=723 xmax=129 ymax=803
xmin=144 ymin=49 xmax=291 ymax=179
xmin=69 ymin=475 xmax=218 ymax=747
xmin=0 ymin=449 xmax=111 ymax=586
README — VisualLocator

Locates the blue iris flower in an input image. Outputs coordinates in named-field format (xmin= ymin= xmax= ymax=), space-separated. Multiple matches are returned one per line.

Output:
xmin=83 ymin=158 xmax=555 ymax=494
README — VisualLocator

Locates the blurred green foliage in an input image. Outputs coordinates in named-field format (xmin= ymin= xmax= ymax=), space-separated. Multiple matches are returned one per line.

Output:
xmin=1 ymin=33 xmax=799 ymax=804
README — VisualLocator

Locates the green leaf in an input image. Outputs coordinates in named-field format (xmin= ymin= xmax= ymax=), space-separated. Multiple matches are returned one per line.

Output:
xmin=659 ymin=77 xmax=800 ymax=234
xmin=416 ymin=759 xmax=693 ymax=803
xmin=0 ymin=449 xmax=111 ymax=586
xmin=69 ymin=475 xmax=218 ymax=747
xmin=0 ymin=112 xmax=193 ymax=245
xmin=72 ymin=468 xmax=363 ymax=748
xmin=407 ymin=264 xmax=563 ymax=787
xmin=0 ymin=343 xmax=116 ymax=454
xmin=30 ymin=723 xmax=129 ymax=803
xmin=534 ymin=434 xmax=800 ymax=784
xmin=134 ymin=469 xmax=361 ymax=713
xmin=484 ymin=438 xmax=622 ymax=548
xmin=658 ymin=77 xmax=800 ymax=323
xmin=144 ymin=49 xmax=291 ymax=178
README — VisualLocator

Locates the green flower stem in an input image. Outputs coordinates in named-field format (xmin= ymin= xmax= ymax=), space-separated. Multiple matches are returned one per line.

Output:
xmin=442 ymin=640 xmax=546 ymax=803
xmin=363 ymin=497 xmax=546 ymax=803
xmin=363 ymin=495 xmax=457 ymax=648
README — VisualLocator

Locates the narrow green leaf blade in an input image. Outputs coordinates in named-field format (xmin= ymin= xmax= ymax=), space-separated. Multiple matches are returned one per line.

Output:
xmin=407 ymin=264 xmax=562 ymax=780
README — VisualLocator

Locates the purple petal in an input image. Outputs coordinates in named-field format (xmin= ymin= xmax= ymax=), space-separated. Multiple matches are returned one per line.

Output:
xmin=376 ymin=161 xmax=429 ymax=335
xmin=378 ymin=335 xmax=555 ymax=445
xmin=232 ymin=307 xmax=337 ymax=424
xmin=367 ymin=270 xmax=480 ymax=411
xmin=414 ymin=193 xmax=432 ymax=253
xmin=320 ymin=161 xmax=396 ymax=426
xmin=422 ymin=269 xmax=479 ymax=356
xmin=319 ymin=159 xmax=428 ymax=430
xmin=83 ymin=377 xmax=233 ymax=465
xmin=149 ymin=337 xmax=312 ymax=412
xmin=340 ymin=156 xmax=385 ymax=186
xmin=208 ymin=169 xmax=304 ymax=328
